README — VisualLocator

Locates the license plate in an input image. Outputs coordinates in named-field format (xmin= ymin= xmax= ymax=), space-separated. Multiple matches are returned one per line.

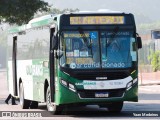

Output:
xmin=95 ymin=92 xmax=109 ymax=98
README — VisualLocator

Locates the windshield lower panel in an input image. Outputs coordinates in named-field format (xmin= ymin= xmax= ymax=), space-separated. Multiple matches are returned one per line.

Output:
xmin=60 ymin=30 xmax=137 ymax=69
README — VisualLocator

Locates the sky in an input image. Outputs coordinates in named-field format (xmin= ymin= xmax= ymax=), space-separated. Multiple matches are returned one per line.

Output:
xmin=44 ymin=0 xmax=160 ymax=22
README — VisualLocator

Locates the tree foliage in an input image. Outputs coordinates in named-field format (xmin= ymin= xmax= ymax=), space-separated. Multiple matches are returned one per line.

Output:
xmin=50 ymin=8 xmax=79 ymax=14
xmin=0 ymin=0 xmax=49 ymax=25
xmin=137 ymin=20 xmax=160 ymax=34
xmin=148 ymin=50 xmax=160 ymax=72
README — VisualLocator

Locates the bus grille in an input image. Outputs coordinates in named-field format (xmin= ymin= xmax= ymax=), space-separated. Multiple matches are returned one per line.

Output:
xmin=75 ymin=72 xmax=128 ymax=80
xmin=77 ymin=89 xmax=125 ymax=98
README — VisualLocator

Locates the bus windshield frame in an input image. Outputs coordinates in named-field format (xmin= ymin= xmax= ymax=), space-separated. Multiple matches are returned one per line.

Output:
xmin=59 ymin=28 xmax=137 ymax=70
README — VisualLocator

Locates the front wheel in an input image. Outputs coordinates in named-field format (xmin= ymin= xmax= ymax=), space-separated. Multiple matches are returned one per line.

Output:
xmin=46 ymin=87 xmax=62 ymax=114
xmin=19 ymin=83 xmax=31 ymax=109
xmin=107 ymin=102 xmax=123 ymax=113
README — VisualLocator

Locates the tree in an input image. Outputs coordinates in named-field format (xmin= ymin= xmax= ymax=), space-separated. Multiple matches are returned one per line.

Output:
xmin=148 ymin=50 xmax=160 ymax=72
xmin=0 ymin=0 xmax=49 ymax=25
xmin=49 ymin=8 xmax=79 ymax=14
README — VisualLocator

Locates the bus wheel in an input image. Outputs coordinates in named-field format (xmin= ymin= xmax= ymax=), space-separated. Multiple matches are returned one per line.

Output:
xmin=19 ymin=83 xmax=31 ymax=109
xmin=30 ymin=101 xmax=38 ymax=109
xmin=46 ymin=87 xmax=62 ymax=114
xmin=107 ymin=102 xmax=123 ymax=113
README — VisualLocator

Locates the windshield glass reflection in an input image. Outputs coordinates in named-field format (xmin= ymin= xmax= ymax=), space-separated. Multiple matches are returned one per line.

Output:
xmin=60 ymin=31 xmax=100 ymax=69
xmin=101 ymin=31 xmax=133 ymax=68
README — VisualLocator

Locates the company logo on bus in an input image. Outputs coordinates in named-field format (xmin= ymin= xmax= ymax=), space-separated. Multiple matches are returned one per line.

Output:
xmin=26 ymin=65 xmax=43 ymax=76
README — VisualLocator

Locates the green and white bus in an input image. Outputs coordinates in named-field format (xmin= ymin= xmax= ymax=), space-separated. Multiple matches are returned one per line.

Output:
xmin=7 ymin=11 xmax=142 ymax=114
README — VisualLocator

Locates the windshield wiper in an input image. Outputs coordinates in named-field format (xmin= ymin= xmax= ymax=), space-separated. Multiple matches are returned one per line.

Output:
xmin=106 ymin=26 xmax=119 ymax=47
xmin=77 ymin=27 xmax=93 ymax=57
xmin=77 ymin=27 xmax=91 ymax=48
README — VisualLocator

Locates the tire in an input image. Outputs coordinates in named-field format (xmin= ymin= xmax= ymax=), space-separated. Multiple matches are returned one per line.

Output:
xmin=30 ymin=101 xmax=38 ymax=109
xmin=46 ymin=87 xmax=62 ymax=114
xmin=19 ymin=83 xmax=31 ymax=109
xmin=107 ymin=102 xmax=123 ymax=113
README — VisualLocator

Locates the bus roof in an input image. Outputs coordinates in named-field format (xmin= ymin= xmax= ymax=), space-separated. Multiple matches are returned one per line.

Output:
xmin=8 ymin=14 xmax=56 ymax=34
xmin=62 ymin=9 xmax=131 ymax=15
xmin=70 ymin=9 xmax=124 ymax=14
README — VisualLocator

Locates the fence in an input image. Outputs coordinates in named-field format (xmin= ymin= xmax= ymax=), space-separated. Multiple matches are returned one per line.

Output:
xmin=138 ymin=39 xmax=160 ymax=72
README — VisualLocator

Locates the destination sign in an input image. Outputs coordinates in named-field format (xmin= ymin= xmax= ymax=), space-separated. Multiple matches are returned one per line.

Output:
xmin=70 ymin=16 xmax=124 ymax=25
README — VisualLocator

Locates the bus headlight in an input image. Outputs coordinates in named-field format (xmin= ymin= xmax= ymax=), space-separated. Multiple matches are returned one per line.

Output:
xmin=133 ymin=78 xmax=138 ymax=84
xmin=126 ymin=81 xmax=132 ymax=90
xmin=126 ymin=78 xmax=138 ymax=91
xmin=69 ymin=83 xmax=76 ymax=92
xmin=61 ymin=79 xmax=76 ymax=92
xmin=61 ymin=79 xmax=68 ymax=87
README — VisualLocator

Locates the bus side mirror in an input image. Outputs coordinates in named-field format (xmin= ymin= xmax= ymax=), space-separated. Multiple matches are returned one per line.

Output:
xmin=52 ymin=35 xmax=58 ymax=50
xmin=56 ymin=49 xmax=64 ymax=58
xmin=137 ymin=36 xmax=142 ymax=49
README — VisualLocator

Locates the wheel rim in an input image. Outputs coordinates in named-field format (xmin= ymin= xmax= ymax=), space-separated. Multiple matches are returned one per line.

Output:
xmin=46 ymin=88 xmax=55 ymax=112
xmin=47 ymin=90 xmax=51 ymax=106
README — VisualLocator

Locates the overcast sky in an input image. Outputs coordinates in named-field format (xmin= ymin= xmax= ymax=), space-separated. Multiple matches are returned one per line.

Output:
xmin=44 ymin=0 xmax=160 ymax=22
xmin=45 ymin=0 xmax=159 ymax=11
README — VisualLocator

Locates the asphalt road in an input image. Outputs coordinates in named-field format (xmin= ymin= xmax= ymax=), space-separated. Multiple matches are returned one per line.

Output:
xmin=0 ymin=71 xmax=160 ymax=119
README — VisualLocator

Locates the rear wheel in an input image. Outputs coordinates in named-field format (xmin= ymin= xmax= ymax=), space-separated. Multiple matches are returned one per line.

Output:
xmin=19 ymin=83 xmax=31 ymax=109
xmin=107 ymin=102 xmax=123 ymax=113
xmin=46 ymin=87 xmax=62 ymax=114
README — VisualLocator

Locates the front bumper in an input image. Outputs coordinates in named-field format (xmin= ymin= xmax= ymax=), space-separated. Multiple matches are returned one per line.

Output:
xmin=55 ymin=81 xmax=138 ymax=105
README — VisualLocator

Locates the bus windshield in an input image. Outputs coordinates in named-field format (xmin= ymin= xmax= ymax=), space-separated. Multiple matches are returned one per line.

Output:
xmin=60 ymin=31 xmax=136 ymax=69
xmin=100 ymin=31 xmax=134 ymax=68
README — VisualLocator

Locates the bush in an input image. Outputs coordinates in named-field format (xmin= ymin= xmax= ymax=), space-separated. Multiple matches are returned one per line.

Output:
xmin=148 ymin=50 xmax=160 ymax=72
